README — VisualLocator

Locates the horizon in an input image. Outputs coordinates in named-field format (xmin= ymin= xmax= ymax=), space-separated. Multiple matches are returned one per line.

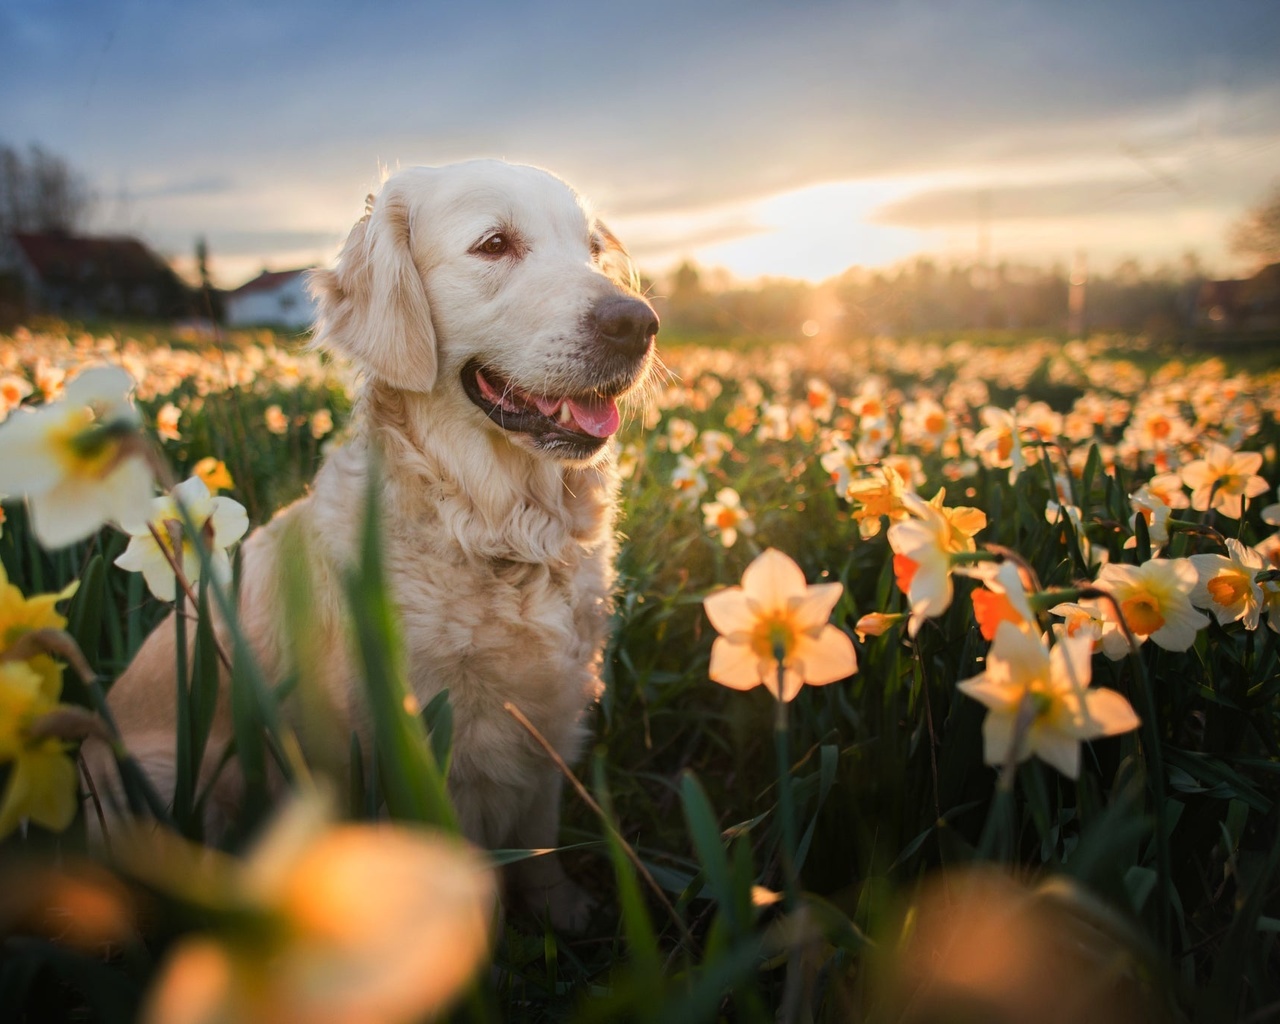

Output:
xmin=4 ymin=1 xmax=1278 ymax=290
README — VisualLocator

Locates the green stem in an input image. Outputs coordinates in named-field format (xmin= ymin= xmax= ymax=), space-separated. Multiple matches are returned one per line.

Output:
xmin=774 ymin=660 xmax=800 ymax=911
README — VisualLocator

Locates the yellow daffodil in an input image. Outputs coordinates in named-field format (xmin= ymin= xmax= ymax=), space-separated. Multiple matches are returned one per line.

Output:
xmin=701 ymin=487 xmax=755 ymax=548
xmin=843 ymin=463 xmax=912 ymax=540
xmin=1179 ymin=443 xmax=1269 ymax=519
xmin=133 ymin=795 xmax=497 ymax=1024
xmin=1190 ymin=538 xmax=1266 ymax=630
xmin=192 ymin=457 xmax=235 ymax=494
xmin=703 ymin=548 xmax=856 ymax=701
xmin=0 ymin=365 xmax=153 ymax=548
xmin=1093 ymin=558 xmax=1208 ymax=660
xmin=0 ymin=660 xmax=79 ymax=837
xmin=114 ymin=475 xmax=249 ymax=602
xmin=957 ymin=623 xmax=1141 ymax=779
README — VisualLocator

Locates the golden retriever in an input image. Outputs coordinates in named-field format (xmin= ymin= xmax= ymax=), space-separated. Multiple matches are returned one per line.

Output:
xmin=96 ymin=159 xmax=658 ymax=929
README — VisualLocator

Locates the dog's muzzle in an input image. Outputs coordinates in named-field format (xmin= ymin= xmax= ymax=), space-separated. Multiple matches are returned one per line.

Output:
xmin=460 ymin=296 xmax=658 ymax=460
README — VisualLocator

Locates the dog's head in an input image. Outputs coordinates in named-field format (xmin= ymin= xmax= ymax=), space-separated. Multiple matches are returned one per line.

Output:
xmin=310 ymin=159 xmax=657 ymax=462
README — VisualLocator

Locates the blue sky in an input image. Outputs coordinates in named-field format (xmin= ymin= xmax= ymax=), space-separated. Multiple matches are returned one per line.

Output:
xmin=3 ymin=0 xmax=1278 ymax=285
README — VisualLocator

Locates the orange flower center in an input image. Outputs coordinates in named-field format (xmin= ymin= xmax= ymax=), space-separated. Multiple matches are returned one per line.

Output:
xmin=893 ymin=554 xmax=919 ymax=595
xmin=996 ymin=432 xmax=1014 ymax=462
xmin=750 ymin=615 xmax=795 ymax=664
xmin=1206 ymin=574 xmax=1249 ymax=608
xmin=972 ymin=589 xmax=1021 ymax=641
xmin=924 ymin=411 xmax=947 ymax=434
xmin=715 ymin=508 xmax=739 ymax=530
xmin=1121 ymin=594 xmax=1165 ymax=636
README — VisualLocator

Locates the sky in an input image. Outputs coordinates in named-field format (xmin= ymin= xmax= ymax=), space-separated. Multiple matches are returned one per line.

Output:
xmin=3 ymin=0 xmax=1278 ymax=289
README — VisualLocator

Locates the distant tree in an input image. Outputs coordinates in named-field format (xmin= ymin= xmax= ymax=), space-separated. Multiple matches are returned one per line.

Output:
xmin=0 ymin=142 xmax=94 ymax=234
xmin=1229 ymin=182 xmax=1280 ymax=271
xmin=193 ymin=235 xmax=225 ymax=322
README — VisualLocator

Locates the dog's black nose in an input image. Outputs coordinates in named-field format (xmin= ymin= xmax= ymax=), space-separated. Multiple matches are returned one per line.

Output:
xmin=592 ymin=297 xmax=658 ymax=359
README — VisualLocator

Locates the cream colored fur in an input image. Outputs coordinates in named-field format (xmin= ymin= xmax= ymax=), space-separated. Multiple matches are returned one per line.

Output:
xmin=93 ymin=160 xmax=657 ymax=930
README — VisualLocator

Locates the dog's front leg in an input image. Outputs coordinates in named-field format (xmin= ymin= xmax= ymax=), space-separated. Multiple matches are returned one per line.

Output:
xmin=507 ymin=767 xmax=594 ymax=933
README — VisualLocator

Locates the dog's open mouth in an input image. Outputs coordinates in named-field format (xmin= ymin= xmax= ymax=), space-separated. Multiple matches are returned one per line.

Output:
xmin=461 ymin=360 xmax=624 ymax=455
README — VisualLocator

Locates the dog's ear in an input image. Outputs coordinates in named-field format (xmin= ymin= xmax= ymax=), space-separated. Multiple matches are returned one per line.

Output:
xmin=593 ymin=219 xmax=642 ymax=294
xmin=309 ymin=178 xmax=438 ymax=392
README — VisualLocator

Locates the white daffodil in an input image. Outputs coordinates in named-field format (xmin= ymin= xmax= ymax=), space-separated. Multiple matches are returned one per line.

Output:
xmin=958 ymin=623 xmax=1141 ymax=779
xmin=115 ymin=476 xmax=249 ymax=601
xmin=1093 ymin=558 xmax=1208 ymax=659
xmin=1189 ymin=538 xmax=1267 ymax=630
xmin=703 ymin=548 xmax=856 ymax=702
xmin=0 ymin=365 xmax=153 ymax=548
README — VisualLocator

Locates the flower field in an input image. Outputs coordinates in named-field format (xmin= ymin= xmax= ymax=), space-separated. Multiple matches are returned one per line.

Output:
xmin=1 ymin=322 xmax=1279 ymax=1022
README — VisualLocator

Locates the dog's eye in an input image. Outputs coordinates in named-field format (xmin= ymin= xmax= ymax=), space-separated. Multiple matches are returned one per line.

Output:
xmin=476 ymin=233 xmax=511 ymax=257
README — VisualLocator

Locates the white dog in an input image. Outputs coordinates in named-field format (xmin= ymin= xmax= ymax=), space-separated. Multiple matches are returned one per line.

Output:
xmin=97 ymin=159 xmax=658 ymax=929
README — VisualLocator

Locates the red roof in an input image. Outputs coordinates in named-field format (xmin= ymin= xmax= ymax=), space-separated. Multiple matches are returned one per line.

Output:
xmin=13 ymin=231 xmax=175 ymax=283
xmin=229 ymin=268 xmax=312 ymax=297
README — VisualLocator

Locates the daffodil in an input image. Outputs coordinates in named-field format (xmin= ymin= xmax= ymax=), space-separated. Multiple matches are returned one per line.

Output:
xmin=957 ymin=623 xmax=1141 ymax=779
xmin=1179 ymin=443 xmax=1269 ymax=519
xmin=969 ymin=561 xmax=1036 ymax=640
xmin=114 ymin=475 xmax=249 ymax=602
xmin=843 ymin=463 xmax=912 ymax=539
xmin=0 ymin=660 xmax=80 ymax=837
xmin=131 ymin=795 xmax=497 ymax=1024
xmin=703 ymin=548 xmax=856 ymax=701
xmin=1189 ymin=538 xmax=1266 ymax=630
xmin=887 ymin=491 xmax=987 ymax=637
xmin=1093 ymin=558 xmax=1208 ymax=659
xmin=192 ymin=456 xmax=235 ymax=494
xmin=0 ymin=365 xmax=153 ymax=548
xmin=1048 ymin=600 xmax=1107 ymax=650
xmin=0 ymin=562 xmax=78 ymax=698
xmin=701 ymin=487 xmax=755 ymax=548
xmin=1126 ymin=485 xmax=1172 ymax=549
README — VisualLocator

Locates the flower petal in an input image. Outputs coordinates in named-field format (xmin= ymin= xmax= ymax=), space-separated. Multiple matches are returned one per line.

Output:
xmin=793 ymin=626 xmax=857 ymax=686
xmin=703 ymin=587 xmax=754 ymax=636
xmin=739 ymin=549 xmax=809 ymax=611
xmin=708 ymin=636 xmax=764 ymax=690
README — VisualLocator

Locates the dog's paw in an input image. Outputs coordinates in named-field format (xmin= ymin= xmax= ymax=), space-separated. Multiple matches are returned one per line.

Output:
xmin=536 ymin=876 xmax=596 ymax=934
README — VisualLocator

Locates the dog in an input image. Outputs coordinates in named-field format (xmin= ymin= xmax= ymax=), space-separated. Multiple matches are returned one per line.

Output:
xmin=96 ymin=159 xmax=658 ymax=930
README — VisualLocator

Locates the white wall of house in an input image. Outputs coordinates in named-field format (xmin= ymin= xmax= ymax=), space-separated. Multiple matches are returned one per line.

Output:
xmin=225 ymin=272 xmax=317 ymax=330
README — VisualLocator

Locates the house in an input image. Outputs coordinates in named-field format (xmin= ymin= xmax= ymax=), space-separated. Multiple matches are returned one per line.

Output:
xmin=224 ymin=268 xmax=317 ymax=330
xmin=1195 ymin=263 xmax=1280 ymax=338
xmin=0 ymin=230 xmax=193 ymax=319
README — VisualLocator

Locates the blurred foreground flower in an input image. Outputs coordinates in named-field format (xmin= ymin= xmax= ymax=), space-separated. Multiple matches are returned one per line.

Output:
xmin=114 ymin=475 xmax=249 ymax=602
xmin=957 ymin=623 xmax=1140 ymax=779
xmin=878 ymin=868 xmax=1164 ymax=1024
xmin=703 ymin=548 xmax=856 ymax=701
xmin=128 ymin=795 xmax=497 ymax=1024
xmin=0 ymin=564 xmax=86 ymax=837
xmin=0 ymin=365 xmax=153 ymax=547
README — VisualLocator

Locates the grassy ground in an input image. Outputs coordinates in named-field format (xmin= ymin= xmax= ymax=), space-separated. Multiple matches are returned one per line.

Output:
xmin=1 ymin=323 xmax=1278 ymax=1022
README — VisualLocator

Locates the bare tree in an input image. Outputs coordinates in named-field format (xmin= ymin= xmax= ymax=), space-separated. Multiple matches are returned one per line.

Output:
xmin=0 ymin=142 xmax=95 ymax=234
xmin=1229 ymin=181 xmax=1280 ymax=271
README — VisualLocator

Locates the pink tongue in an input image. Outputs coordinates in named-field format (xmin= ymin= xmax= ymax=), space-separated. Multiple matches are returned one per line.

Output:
xmin=567 ymin=396 xmax=620 ymax=438
xmin=532 ymin=394 xmax=620 ymax=437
